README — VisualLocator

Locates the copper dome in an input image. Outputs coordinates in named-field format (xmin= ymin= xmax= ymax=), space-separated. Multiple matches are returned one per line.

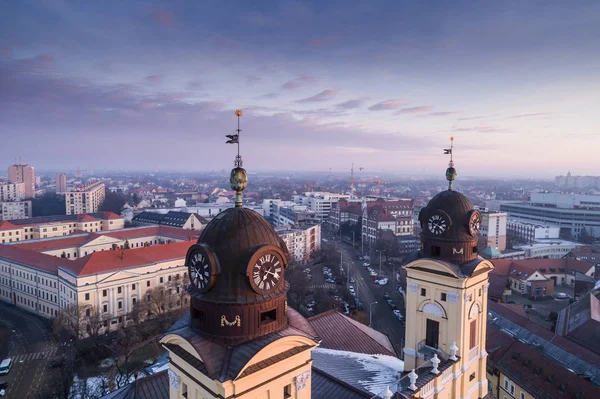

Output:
xmin=194 ymin=207 xmax=290 ymax=303
xmin=419 ymin=189 xmax=480 ymax=264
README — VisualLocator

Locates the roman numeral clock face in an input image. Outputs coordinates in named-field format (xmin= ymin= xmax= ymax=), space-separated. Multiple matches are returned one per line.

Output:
xmin=188 ymin=248 xmax=214 ymax=293
xmin=428 ymin=211 xmax=451 ymax=236
xmin=250 ymin=252 xmax=283 ymax=294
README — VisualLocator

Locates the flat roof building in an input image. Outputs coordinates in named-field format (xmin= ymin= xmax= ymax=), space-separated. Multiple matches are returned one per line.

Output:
xmin=66 ymin=181 xmax=105 ymax=215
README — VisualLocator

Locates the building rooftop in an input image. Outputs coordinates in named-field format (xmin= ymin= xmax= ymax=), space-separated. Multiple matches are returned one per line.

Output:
xmin=7 ymin=212 xmax=122 ymax=226
xmin=308 ymin=310 xmax=396 ymax=356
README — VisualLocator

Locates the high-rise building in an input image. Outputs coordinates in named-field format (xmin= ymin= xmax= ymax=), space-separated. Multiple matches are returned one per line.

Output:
xmin=0 ymin=200 xmax=32 ymax=220
xmin=8 ymin=164 xmax=35 ymax=198
xmin=65 ymin=181 xmax=105 ymax=215
xmin=0 ymin=182 xmax=25 ymax=201
xmin=56 ymin=173 xmax=67 ymax=193
xmin=475 ymin=207 xmax=507 ymax=251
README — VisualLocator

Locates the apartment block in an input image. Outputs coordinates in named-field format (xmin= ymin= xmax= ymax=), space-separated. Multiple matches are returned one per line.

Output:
xmin=66 ymin=181 xmax=105 ymax=215
xmin=0 ymin=182 xmax=25 ymax=201
xmin=8 ymin=164 xmax=35 ymax=198
xmin=56 ymin=173 xmax=67 ymax=193
xmin=0 ymin=201 xmax=32 ymax=221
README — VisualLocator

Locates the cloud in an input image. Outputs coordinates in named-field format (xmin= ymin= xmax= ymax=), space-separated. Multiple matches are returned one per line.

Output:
xmin=246 ymin=75 xmax=261 ymax=85
xmin=427 ymin=111 xmax=461 ymax=116
xmin=152 ymin=10 xmax=175 ymax=25
xmin=295 ymin=89 xmax=340 ymax=103
xmin=336 ymin=99 xmax=366 ymax=109
xmin=151 ymin=10 xmax=174 ymax=25
xmin=187 ymin=81 xmax=202 ymax=90
xmin=258 ymin=92 xmax=279 ymax=99
xmin=308 ymin=34 xmax=339 ymax=47
xmin=145 ymin=75 xmax=163 ymax=85
xmin=451 ymin=123 xmax=507 ymax=133
xmin=458 ymin=116 xmax=483 ymax=121
xmin=508 ymin=112 xmax=549 ymax=119
xmin=368 ymin=99 xmax=403 ymax=111
xmin=395 ymin=105 xmax=433 ymax=114
xmin=281 ymin=75 xmax=315 ymax=90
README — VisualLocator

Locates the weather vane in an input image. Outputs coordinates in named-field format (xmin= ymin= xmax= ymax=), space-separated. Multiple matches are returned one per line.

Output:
xmin=226 ymin=109 xmax=243 ymax=167
xmin=444 ymin=136 xmax=457 ymax=190
xmin=226 ymin=110 xmax=248 ymax=208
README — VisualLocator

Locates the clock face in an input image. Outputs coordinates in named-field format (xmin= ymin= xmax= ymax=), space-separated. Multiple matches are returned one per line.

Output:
xmin=186 ymin=244 xmax=218 ymax=293
xmin=428 ymin=212 xmax=449 ymax=235
xmin=250 ymin=251 xmax=283 ymax=294
xmin=469 ymin=211 xmax=482 ymax=236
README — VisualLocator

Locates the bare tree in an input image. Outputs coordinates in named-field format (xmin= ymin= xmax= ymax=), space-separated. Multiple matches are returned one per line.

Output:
xmin=170 ymin=273 xmax=190 ymax=308
xmin=52 ymin=304 xmax=85 ymax=340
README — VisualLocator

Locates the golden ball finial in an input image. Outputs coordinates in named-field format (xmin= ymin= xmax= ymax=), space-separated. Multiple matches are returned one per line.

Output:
xmin=235 ymin=109 xmax=243 ymax=117
xmin=450 ymin=136 xmax=454 ymax=141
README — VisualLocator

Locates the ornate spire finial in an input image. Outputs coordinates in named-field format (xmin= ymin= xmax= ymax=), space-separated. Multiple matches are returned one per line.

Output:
xmin=444 ymin=136 xmax=457 ymax=190
xmin=226 ymin=110 xmax=247 ymax=208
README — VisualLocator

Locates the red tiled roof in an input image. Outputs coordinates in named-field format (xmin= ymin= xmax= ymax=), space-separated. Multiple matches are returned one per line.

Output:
xmin=104 ymin=225 xmax=199 ymax=241
xmin=0 ymin=244 xmax=66 ymax=273
xmin=100 ymin=211 xmax=122 ymax=219
xmin=64 ymin=241 xmax=192 ymax=276
xmin=491 ymin=258 xmax=593 ymax=278
xmin=76 ymin=214 xmax=99 ymax=222
xmin=496 ymin=302 xmax=529 ymax=319
xmin=308 ymin=310 xmax=396 ymax=356
xmin=489 ymin=301 xmax=600 ymax=368
xmin=491 ymin=331 xmax=600 ymax=399
xmin=0 ymin=221 xmax=19 ymax=231
xmin=13 ymin=235 xmax=92 ymax=251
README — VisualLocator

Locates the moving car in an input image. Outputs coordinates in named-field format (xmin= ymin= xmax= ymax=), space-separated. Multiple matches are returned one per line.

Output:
xmin=393 ymin=310 xmax=403 ymax=321
xmin=0 ymin=359 xmax=12 ymax=376
xmin=350 ymin=277 xmax=355 ymax=283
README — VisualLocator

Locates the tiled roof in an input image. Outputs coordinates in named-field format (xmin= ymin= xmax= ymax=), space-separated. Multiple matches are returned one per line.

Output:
xmin=0 ymin=221 xmax=19 ymax=231
xmin=0 ymin=244 xmax=67 ymax=273
xmin=13 ymin=234 xmax=95 ymax=252
xmin=76 ymin=214 xmax=100 ymax=222
xmin=489 ymin=325 xmax=600 ymax=399
xmin=308 ymin=310 xmax=396 ymax=356
xmin=8 ymin=213 xmax=123 ymax=226
xmin=133 ymin=211 xmax=205 ymax=228
xmin=101 ymin=370 xmax=168 ymax=399
xmin=488 ymin=274 xmax=508 ymax=301
xmin=64 ymin=241 xmax=191 ymax=276
xmin=492 ymin=258 xmax=593 ymax=278
xmin=312 ymin=368 xmax=371 ymax=399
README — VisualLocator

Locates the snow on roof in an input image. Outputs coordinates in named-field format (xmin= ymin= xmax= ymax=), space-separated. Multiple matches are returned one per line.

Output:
xmin=312 ymin=347 xmax=404 ymax=396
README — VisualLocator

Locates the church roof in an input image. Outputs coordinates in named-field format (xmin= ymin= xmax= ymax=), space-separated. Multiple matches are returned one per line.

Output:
xmin=163 ymin=308 xmax=318 ymax=382
xmin=100 ymin=370 xmax=169 ymax=399
xmin=308 ymin=310 xmax=396 ymax=356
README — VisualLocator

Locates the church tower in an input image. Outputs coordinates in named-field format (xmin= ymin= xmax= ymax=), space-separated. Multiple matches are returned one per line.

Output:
xmin=160 ymin=111 xmax=320 ymax=399
xmin=402 ymin=138 xmax=494 ymax=399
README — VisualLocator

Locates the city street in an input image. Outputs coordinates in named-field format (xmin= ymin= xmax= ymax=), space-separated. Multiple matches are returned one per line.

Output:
xmin=0 ymin=303 xmax=58 ymax=398
xmin=325 ymin=236 xmax=406 ymax=357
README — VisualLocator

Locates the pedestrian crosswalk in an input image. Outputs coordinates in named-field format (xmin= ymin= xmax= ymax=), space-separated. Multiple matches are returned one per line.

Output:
xmin=310 ymin=283 xmax=337 ymax=290
xmin=11 ymin=347 xmax=57 ymax=363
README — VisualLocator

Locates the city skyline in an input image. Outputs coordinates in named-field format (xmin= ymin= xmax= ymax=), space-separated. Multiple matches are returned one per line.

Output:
xmin=1 ymin=1 xmax=599 ymax=177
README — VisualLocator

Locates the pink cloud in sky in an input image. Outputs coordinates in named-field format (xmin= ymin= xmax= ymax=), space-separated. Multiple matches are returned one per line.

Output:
xmin=308 ymin=34 xmax=339 ymax=47
xmin=152 ymin=10 xmax=174 ymax=25
xmin=296 ymin=89 xmax=340 ymax=102
xmin=281 ymin=75 xmax=315 ymax=90
xmin=395 ymin=105 xmax=433 ymax=114
xmin=427 ymin=111 xmax=461 ymax=116
xmin=368 ymin=99 xmax=403 ymax=111
xmin=145 ymin=74 xmax=163 ymax=85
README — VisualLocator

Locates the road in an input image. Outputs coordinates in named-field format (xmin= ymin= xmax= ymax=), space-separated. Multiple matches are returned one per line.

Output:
xmin=325 ymin=236 xmax=406 ymax=357
xmin=0 ymin=303 xmax=58 ymax=398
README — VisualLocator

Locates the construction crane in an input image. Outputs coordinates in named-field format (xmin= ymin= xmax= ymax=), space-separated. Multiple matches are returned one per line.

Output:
xmin=350 ymin=163 xmax=364 ymax=198
xmin=374 ymin=176 xmax=387 ymax=197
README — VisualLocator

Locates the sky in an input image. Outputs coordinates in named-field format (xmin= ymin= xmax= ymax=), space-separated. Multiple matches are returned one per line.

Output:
xmin=1 ymin=0 xmax=599 ymax=178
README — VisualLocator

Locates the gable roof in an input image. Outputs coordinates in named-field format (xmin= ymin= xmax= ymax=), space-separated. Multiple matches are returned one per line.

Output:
xmin=0 ymin=244 xmax=66 ymax=273
xmin=8 ymin=212 xmax=123 ymax=226
xmin=0 ymin=221 xmax=19 ymax=231
xmin=492 ymin=258 xmax=593 ymax=278
xmin=132 ymin=211 xmax=206 ymax=228
xmin=308 ymin=310 xmax=396 ymax=356
xmin=63 ymin=241 xmax=191 ymax=276
xmin=101 ymin=370 xmax=168 ymax=399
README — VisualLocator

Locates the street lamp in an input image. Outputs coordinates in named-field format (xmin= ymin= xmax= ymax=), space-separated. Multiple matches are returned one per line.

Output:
xmin=369 ymin=301 xmax=378 ymax=327
xmin=376 ymin=250 xmax=385 ymax=276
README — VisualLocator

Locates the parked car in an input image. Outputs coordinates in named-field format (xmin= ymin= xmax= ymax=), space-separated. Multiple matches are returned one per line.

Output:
xmin=0 ymin=359 xmax=12 ymax=376
xmin=0 ymin=381 xmax=7 ymax=390
xmin=397 ymin=286 xmax=404 ymax=294
xmin=332 ymin=296 xmax=342 ymax=302
xmin=554 ymin=293 xmax=569 ymax=299
xmin=305 ymin=300 xmax=316 ymax=307
xmin=363 ymin=262 xmax=370 ymax=267
xmin=386 ymin=298 xmax=394 ymax=307
xmin=350 ymin=277 xmax=355 ymax=283
xmin=375 ymin=278 xmax=389 ymax=285
xmin=393 ymin=310 xmax=403 ymax=321
xmin=343 ymin=304 xmax=350 ymax=315
xmin=383 ymin=294 xmax=390 ymax=301
xmin=348 ymin=286 xmax=355 ymax=295
xmin=369 ymin=270 xmax=378 ymax=277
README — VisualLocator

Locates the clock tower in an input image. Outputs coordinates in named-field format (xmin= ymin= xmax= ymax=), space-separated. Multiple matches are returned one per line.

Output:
xmin=160 ymin=111 xmax=320 ymax=399
xmin=402 ymin=138 xmax=494 ymax=399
